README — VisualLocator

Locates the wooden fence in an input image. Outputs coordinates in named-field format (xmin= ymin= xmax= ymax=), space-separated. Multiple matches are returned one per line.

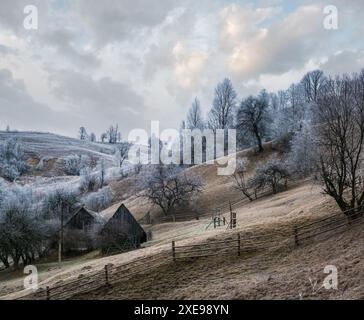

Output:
xmin=172 ymin=207 xmax=364 ymax=260
xmin=15 ymin=205 xmax=363 ymax=300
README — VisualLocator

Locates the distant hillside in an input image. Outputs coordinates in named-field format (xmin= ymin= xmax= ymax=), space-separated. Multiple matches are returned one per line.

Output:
xmin=0 ymin=131 xmax=116 ymax=177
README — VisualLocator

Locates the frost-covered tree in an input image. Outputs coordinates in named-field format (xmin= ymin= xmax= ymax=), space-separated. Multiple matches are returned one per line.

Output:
xmin=64 ymin=154 xmax=90 ymax=176
xmin=85 ymin=186 xmax=113 ymax=212
xmin=80 ymin=167 xmax=100 ymax=192
xmin=115 ymin=143 xmax=130 ymax=168
xmin=79 ymin=127 xmax=88 ymax=140
xmin=98 ymin=158 xmax=107 ymax=187
xmin=287 ymin=122 xmax=316 ymax=177
xmin=89 ymin=133 xmax=97 ymax=142
xmin=100 ymin=133 xmax=107 ymax=143
xmin=106 ymin=125 xmax=119 ymax=144
xmin=0 ymin=138 xmax=30 ymax=181
xmin=208 ymin=78 xmax=236 ymax=130
xmin=0 ymin=186 xmax=50 ymax=268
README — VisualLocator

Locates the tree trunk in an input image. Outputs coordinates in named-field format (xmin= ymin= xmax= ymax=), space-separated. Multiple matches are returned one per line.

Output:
xmin=256 ymin=133 xmax=263 ymax=152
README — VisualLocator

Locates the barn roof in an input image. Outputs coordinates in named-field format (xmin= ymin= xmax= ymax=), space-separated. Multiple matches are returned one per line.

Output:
xmin=99 ymin=202 xmax=124 ymax=222
xmin=66 ymin=206 xmax=105 ymax=226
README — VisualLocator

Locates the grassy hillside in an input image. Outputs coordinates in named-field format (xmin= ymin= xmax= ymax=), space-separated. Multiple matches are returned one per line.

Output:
xmin=0 ymin=136 xmax=362 ymax=300
xmin=0 ymin=131 xmax=116 ymax=177
xmin=3 ymin=180 xmax=363 ymax=300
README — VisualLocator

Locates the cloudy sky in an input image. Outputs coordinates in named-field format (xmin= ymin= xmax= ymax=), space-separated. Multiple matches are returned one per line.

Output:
xmin=0 ymin=0 xmax=363 ymax=138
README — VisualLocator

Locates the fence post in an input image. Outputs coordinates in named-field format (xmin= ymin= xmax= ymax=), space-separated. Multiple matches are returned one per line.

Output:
xmin=46 ymin=286 xmax=50 ymax=300
xmin=294 ymin=226 xmax=299 ymax=247
xmin=172 ymin=241 xmax=176 ymax=262
xmin=104 ymin=264 xmax=109 ymax=285
xmin=237 ymin=233 xmax=241 ymax=256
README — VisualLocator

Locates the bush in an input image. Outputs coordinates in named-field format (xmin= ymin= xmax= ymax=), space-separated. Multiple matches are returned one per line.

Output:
xmin=64 ymin=155 xmax=90 ymax=176
xmin=250 ymin=160 xmax=290 ymax=195
xmin=85 ymin=187 xmax=113 ymax=212
xmin=80 ymin=168 xmax=100 ymax=192
xmin=0 ymin=138 xmax=30 ymax=181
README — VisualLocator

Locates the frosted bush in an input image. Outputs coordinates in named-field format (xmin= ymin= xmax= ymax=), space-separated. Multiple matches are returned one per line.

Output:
xmin=85 ymin=186 xmax=113 ymax=212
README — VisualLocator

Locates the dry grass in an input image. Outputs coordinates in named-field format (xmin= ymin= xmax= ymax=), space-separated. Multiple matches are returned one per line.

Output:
xmin=73 ymin=219 xmax=363 ymax=300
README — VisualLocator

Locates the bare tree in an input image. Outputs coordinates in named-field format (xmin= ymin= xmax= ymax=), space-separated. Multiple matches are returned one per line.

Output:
xmin=315 ymin=72 xmax=364 ymax=215
xmin=236 ymin=93 xmax=270 ymax=152
xmin=187 ymin=98 xmax=205 ymax=130
xmin=98 ymin=158 xmax=107 ymax=187
xmin=301 ymin=70 xmax=326 ymax=103
xmin=250 ymin=160 xmax=290 ymax=195
xmin=232 ymin=158 xmax=254 ymax=201
xmin=141 ymin=165 xmax=203 ymax=215
xmin=115 ymin=143 xmax=130 ymax=168
xmin=106 ymin=125 xmax=119 ymax=144
xmin=208 ymin=78 xmax=236 ymax=130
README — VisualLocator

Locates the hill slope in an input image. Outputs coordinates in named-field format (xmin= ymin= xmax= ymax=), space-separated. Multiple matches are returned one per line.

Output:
xmin=0 ymin=131 xmax=116 ymax=177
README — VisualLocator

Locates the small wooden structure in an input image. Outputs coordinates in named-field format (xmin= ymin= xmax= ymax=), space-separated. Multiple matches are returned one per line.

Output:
xmin=65 ymin=207 xmax=103 ymax=231
xmin=64 ymin=207 xmax=104 ymax=251
xmin=206 ymin=208 xmax=226 ymax=230
xmin=64 ymin=203 xmax=147 ymax=253
xmin=99 ymin=203 xmax=147 ymax=253
xmin=228 ymin=202 xmax=237 ymax=229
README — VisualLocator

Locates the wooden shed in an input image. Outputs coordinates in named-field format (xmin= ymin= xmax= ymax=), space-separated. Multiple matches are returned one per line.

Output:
xmin=65 ymin=207 xmax=104 ymax=231
xmin=99 ymin=203 xmax=147 ymax=252
xmin=64 ymin=207 xmax=104 ymax=251
xmin=64 ymin=203 xmax=146 ymax=253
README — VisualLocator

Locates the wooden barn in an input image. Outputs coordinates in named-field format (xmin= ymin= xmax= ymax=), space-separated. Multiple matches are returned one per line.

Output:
xmin=64 ymin=207 xmax=104 ymax=251
xmin=65 ymin=207 xmax=104 ymax=231
xmin=99 ymin=203 xmax=147 ymax=253
xmin=64 ymin=203 xmax=147 ymax=253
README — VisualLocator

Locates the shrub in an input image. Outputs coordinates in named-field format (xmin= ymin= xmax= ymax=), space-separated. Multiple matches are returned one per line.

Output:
xmin=250 ymin=160 xmax=290 ymax=195
xmin=85 ymin=187 xmax=113 ymax=212
xmin=64 ymin=155 xmax=90 ymax=176
xmin=0 ymin=138 xmax=30 ymax=181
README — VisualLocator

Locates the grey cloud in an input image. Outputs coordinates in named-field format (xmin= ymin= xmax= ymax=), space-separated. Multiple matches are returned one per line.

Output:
xmin=71 ymin=0 xmax=190 ymax=46
xmin=48 ymin=69 xmax=151 ymax=135
xmin=320 ymin=51 xmax=364 ymax=76
xmin=40 ymin=29 xmax=100 ymax=69
xmin=0 ymin=68 xmax=73 ymax=133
